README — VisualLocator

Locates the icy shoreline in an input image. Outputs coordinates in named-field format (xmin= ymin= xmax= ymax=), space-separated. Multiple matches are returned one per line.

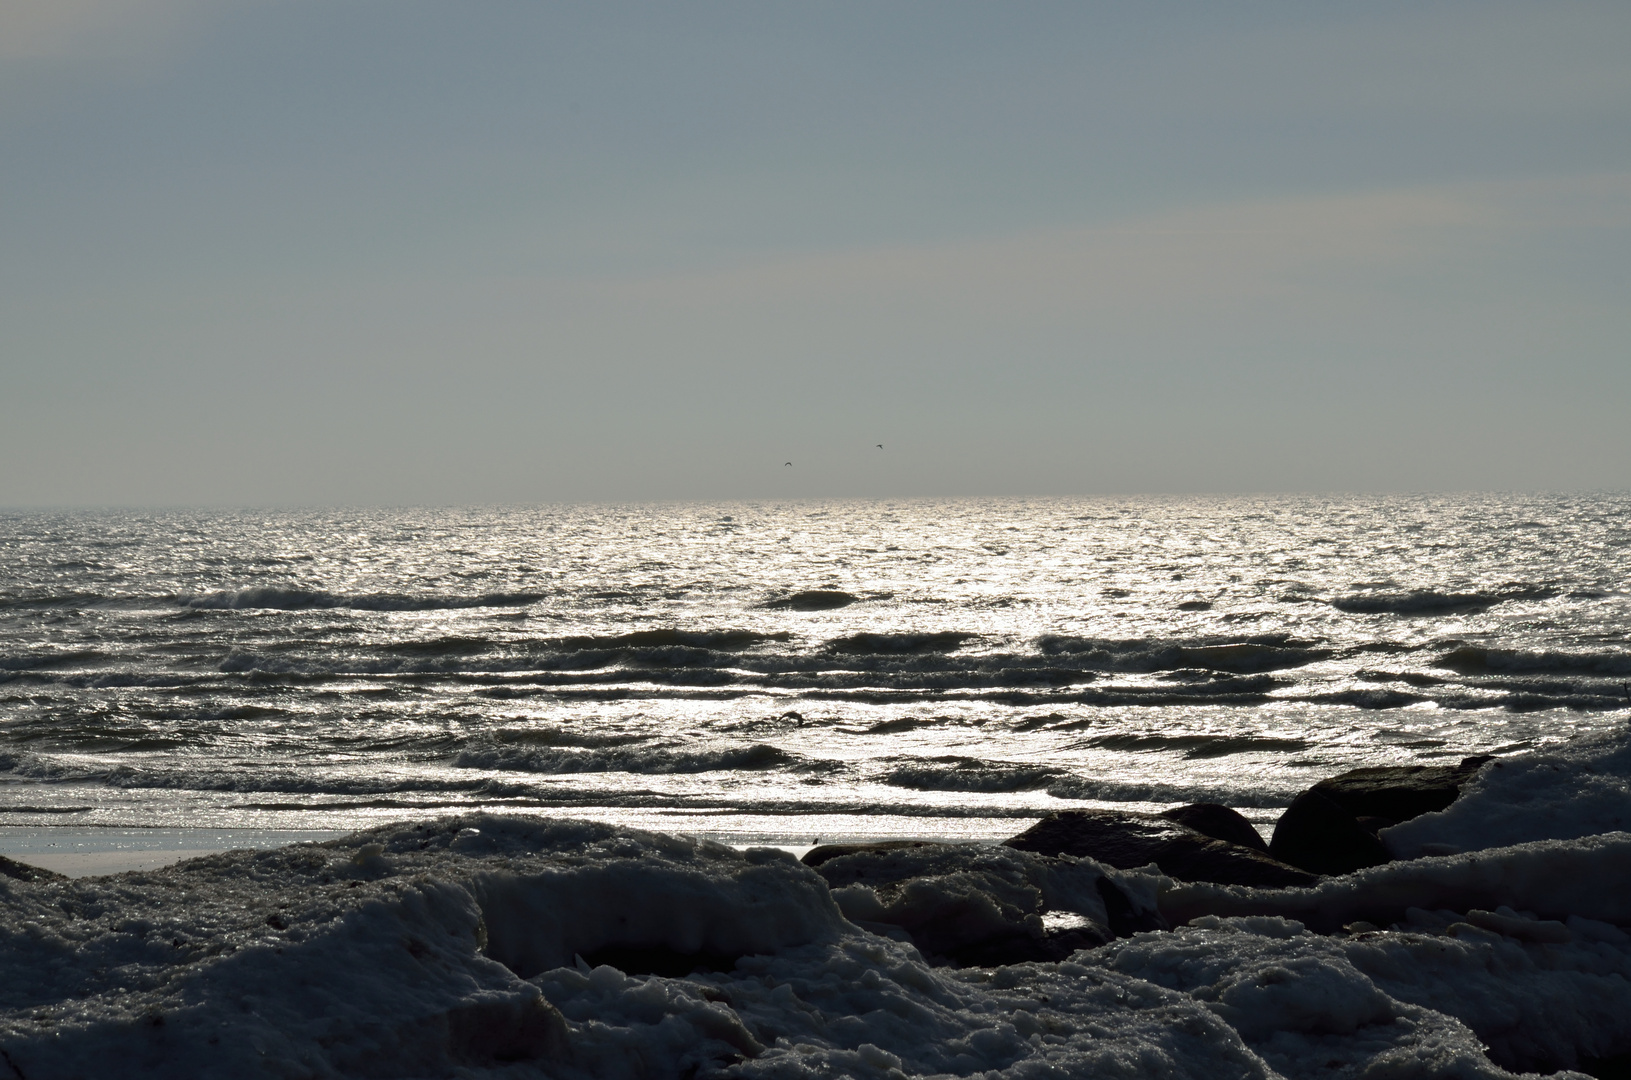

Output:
xmin=2 ymin=729 xmax=1628 ymax=1078
xmin=0 ymin=824 xmax=1625 ymax=1077
xmin=0 ymin=827 xmax=345 ymax=878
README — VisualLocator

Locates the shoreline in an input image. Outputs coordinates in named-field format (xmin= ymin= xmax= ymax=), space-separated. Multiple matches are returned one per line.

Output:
xmin=0 ymin=825 xmax=346 ymax=877
xmin=0 ymin=725 xmax=1625 ymax=1077
xmin=0 ymin=821 xmax=866 ymax=878
xmin=0 ymin=811 xmax=1047 ymax=877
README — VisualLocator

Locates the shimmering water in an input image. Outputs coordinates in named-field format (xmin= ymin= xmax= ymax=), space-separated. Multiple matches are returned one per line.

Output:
xmin=3 ymin=495 xmax=1628 ymax=846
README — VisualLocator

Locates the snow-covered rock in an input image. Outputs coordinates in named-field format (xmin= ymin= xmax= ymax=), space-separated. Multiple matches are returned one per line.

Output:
xmin=1383 ymin=729 xmax=1631 ymax=858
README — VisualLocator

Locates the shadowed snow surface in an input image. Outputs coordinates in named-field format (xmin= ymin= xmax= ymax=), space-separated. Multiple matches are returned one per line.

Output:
xmin=0 ymin=810 xmax=1626 ymax=1078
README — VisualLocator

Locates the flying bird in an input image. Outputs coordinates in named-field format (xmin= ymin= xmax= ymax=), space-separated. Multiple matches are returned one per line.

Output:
xmin=785 ymin=462 xmax=792 ymax=466
xmin=876 ymin=444 xmax=883 ymax=449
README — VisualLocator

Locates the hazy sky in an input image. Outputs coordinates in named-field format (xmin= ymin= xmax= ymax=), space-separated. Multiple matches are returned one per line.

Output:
xmin=3 ymin=1 xmax=1628 ymax=505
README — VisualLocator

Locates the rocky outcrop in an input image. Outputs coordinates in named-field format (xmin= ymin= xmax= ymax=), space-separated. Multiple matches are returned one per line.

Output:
xmin=1159 ymin=803 xmax=1269 ymax=853
xmin=804 ymin=842 xmax=1135 ymax=966
xmin=801 ymin=840 xmax=935 ymax=868
xmin=1268 ymin=755 xmax=1492 ymax=876
xmin=1268 ymin=789 xmax=1390 ymax=876
xmin=796 ymin=757 xmax=1496 ymax=966
xmin=1003 ymin=809 xmax=1317 ymax=889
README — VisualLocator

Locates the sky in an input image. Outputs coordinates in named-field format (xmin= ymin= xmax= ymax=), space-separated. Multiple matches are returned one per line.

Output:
xmin=2 ymin=1 xmax=1628 ymax=505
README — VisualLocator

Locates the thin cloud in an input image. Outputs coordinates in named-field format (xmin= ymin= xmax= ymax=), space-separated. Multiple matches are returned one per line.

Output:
xmin=573 ymin=178 xmax=1565 ymax=319
xmin=0 ymin=0 xmax=206 ymax=62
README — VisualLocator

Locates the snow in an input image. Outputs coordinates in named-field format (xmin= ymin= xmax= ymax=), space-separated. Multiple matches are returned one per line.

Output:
xmin=540 ymin=938 xmax=1278 ymax=1080
xmin=1 ymin=766 xmax=1628 ymax=1078
xmin=1099 ymin=910 xmax=1631 ymax=1077
xmin=0 ymin=817 xmax=1267 ymax=1079
xmin=1382 ymin=727 xmax=1631 ymax=858
xmin=1163 ymin=830 xmax=1631 ymax=930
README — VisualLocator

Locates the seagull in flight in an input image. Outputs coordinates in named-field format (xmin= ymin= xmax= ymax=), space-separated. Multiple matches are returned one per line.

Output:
xmin=876 ymin=444 xmax=883 ymax=449
xmin=785 ymin=462 xmax=792 ymax=466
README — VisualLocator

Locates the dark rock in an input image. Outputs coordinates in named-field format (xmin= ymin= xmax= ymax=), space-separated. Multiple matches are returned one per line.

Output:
xmin=964 ymin=925 xmax=1116 ymax=967
xmin=807 ymin=842 xmax=1124 ymax=966
xmin=1097 ymin=876 xmax=1168 ymax=937
xmin=1313 ymin=755 xmax=1492 ymax=823
xmin=1001 ymin=810 xmax=1190 ymax=867
xmin=1268 ymin=755 xmax=1492 ymax=876
xmin=1268 ymin=789 xmax=1391 ymax=876
xmin=802 ymin=840 xmax=934 ymax=869
xmin=1159 ymin=803 xmax=1269 ymax=853
xmin=579 ymin=944 xmax=743 ymax=977
xmin=1579 ymin=1051 xmax=1631 ymax=1080
xmin=1003 ymin=810 xmax=1318 ymax=888
xmin=1042 ymin=924 xmax=1119 ymax=957
xmin=0 ymin=854 xmax=66 ymax=883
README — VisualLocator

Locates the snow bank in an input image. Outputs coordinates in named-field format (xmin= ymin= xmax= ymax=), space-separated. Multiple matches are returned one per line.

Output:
xmin=0 ymin=814 xmax=1623 ymax=1078
xmin=1163 ymin=831 xmax=1631 ymax=931
xmin=1101 ymin=911 xmax=1631 ymax=1076
xmin=1382 ymin=727 xmax=1631 ymax=858
xmin=541 ymin=940 xmax=1280 ymax=1080
xmin=0 ymin=817 xmax=843 ymax=1078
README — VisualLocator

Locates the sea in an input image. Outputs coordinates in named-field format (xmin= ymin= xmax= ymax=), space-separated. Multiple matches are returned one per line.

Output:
xmin=3 ymin=493 xmax=1629 ymax=851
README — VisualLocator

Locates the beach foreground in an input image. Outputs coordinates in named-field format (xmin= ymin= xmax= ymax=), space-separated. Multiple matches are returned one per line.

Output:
xmin=2 ymin=729 xmax=1629 ymax=1079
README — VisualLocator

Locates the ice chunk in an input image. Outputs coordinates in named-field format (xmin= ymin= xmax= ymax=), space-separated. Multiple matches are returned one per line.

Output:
xmin=1383 ymin=727 xmax=1631 ymax=858
xmin=1164 ymin=831 xmax=1631 ymax=931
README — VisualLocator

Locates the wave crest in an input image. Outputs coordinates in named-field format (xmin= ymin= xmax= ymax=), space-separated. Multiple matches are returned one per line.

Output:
xmin=182 ymin=588 xmax=546 ymax=612
xmin=1331 ymin=585 xmax=1556 ymax=616
xmin=1036 ymin=635 xmax=1327 ymax=674
xmin=452 ymin=742 xmax=806 ymax=775
xmin=883 ymin=757 xmax=1059 ymax=792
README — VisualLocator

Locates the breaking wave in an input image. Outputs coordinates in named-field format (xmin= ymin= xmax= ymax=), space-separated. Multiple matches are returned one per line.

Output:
xmin=883 ymin=756 xmax=1060 ymax=792
xmin=1436 ymin=646 xmax=1631 ymax=676
xmin=181 ymin=588 xmax=547 ymax=612
xmin=760 ymin=590 xmax=861 ymax=610
xmin=824 ymin=632 xmax=976 ymax=655
xmin=1083 ymin=733 xmax=1311 ymax=759
xmin=1045 ymin=774 xmax=1300 ymax=808
xmin=549 ymin=629 xmax=790 ymax=652
xmin=1331 ymin=585 xmax=1557 ymax=616
xmin=452 ymin=742 xmax=808 ymax=775
xmin=1036 ymin=636 xmax=1329 ymax=674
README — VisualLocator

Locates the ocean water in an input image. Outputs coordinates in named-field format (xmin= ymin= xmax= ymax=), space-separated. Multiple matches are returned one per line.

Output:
xmin=3 ymin=494 xmax=1629 ymax=847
